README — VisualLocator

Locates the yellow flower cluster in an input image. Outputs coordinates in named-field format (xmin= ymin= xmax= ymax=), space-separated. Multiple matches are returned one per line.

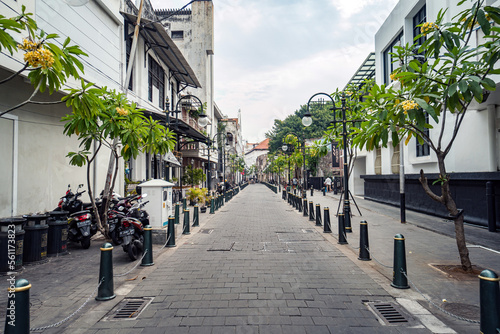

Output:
xmin=116 ymin=107 xmax=129 ymax=116
xmin=401 ymin=100 xmax=419 ymax=114
xmin=18 ymin=39 xmax=55 ymax=69
xmin=421 ymin=22 xmax=438 ymax=35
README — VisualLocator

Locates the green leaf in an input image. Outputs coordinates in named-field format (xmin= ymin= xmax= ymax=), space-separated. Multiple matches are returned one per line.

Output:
xmin=448 ymin=82 xmax=458 ymax=97
xmin=458 ymin=81 xmax=468 ymax=93
xmin=476 ymin=9 xmax=491 ymax=35
xmin=469 ymin=81 xmax=483 ymax=101
xmin=481 ymin=78 xmax=496 ymax=91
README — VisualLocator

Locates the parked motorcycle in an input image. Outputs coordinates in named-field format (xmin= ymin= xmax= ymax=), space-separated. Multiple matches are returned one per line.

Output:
xmin=56 ymin=184 xmax=97 ymax=249
xmin=107 ymin=194 xmax=149 ymax=260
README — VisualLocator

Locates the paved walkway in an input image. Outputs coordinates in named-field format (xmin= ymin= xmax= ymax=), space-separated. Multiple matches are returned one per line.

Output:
xmin=1 ymin=184 xmax=497 ymax=333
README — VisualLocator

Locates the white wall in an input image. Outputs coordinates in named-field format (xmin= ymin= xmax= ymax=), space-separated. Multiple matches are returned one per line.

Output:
xmin=0 ymin=0 xmax=125 ymax=217
xmin=371 ymin=0 xmax=500 ymax=177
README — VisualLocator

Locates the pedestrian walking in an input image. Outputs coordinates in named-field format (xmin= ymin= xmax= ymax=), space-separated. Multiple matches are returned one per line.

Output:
xmin=324 ymin=176 xmax=332 ymax=192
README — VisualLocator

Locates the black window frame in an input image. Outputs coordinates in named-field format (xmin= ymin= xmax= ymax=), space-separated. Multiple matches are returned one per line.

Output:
xmin=383 ymin=31 xmax=404 ymax=85
xmin=171 ymin=30 xmax=184 ymax=39
xmin=412 ymin=5 xmax=427 ymax=61
xmin=148 ymin=55 xmax=165 ymax=109
xmin=125 ymin=23 xmax=134 ymax=91
xmin=416 ymin=112 xmax=430 ymax=157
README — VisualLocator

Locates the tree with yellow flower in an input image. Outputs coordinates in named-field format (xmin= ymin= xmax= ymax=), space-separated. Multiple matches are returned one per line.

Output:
xmin=62 ymin=88 xmax=176 ymax=236
xmin=0 ymin=6 xmax=87 ymax=117
xmin=353 ymin=0 xmax=499 ymax=272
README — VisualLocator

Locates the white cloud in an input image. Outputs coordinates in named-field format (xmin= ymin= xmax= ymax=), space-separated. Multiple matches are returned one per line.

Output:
xmin=150 ymin=0 xmax=399 ymax=143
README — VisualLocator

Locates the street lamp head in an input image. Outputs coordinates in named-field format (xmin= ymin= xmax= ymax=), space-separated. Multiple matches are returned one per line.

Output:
xmin=282 ymin=144 xmax=288 ymax=152
xmin=198 ymin=113 xmax=208 ymax=127
xmin=302 ymin=112 xmax=312 ymax=127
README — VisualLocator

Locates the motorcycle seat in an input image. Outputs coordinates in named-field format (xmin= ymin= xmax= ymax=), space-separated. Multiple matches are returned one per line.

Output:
xmin=71 ymin=210 xmax=90 ymax=216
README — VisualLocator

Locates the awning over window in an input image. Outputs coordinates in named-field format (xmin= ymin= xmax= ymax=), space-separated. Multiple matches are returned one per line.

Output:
xmin=164 ymin=151 xmax=181 ymax=167
xmin=121 ymin=12 xmax=201 ymax=89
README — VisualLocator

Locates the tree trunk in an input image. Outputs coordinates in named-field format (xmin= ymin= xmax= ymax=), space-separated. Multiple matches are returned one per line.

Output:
xmin=419 ymin=158 xmax=473 ymax=272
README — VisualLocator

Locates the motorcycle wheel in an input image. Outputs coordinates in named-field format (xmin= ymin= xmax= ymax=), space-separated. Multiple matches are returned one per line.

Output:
xmin=127 ymin=242 xmax=139 ymax=261
xmin=110 ymin=230 xmax=122 ymax=246
xmin=81 ymin=236 xmax=91 ymax=249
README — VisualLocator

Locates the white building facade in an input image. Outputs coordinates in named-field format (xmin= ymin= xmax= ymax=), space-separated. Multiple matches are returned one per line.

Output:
xmin=351 ymin=0 xmax=500 ymax=227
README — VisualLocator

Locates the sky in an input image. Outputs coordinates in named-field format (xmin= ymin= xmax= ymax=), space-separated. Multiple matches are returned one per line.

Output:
xmin=151 ymin=0 xmax=399 ymax=143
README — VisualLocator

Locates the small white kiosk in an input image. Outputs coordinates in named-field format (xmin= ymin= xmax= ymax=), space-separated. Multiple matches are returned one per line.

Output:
xmin=139 ymin=179 xmax=174 ymax=228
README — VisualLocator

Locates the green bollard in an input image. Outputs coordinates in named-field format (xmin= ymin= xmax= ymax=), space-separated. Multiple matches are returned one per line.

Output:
xmin=315 ymin=204 xmax=322 ymax=226
xmin=141 ymin=225 xmax=154 ymax=266
xmin=182 ymin=198 xmax=187 ymax=210
xmin=391 ymin=234 xmax=410 ymax=289
xmin=210 ymin=199 xmax=215 ymax=214
xmin=96 ymin=242 xmax=116 ymax=301
xmin=174 ymin=202 xmax=180 ymax=225
xmin=303 ymin=198 xmax=308 ymax=217
xmin=309 ymin=201 xmax=315 ymax=221
xmin=183 ymin=209 xmax=190 ymax=235
xmin=193 ymin=205 xmax=199 ymax=227
xmin=5 ymin=278 xmax=31 ymax=334
xmin=324 ymin=208 xmax=331 ymax=233
xmin=479 ymin=269 xmax=500 ymax=334
xmin=358 ymin=221 xmax=370 ymax=261
xmin=338 ymin=213 xmax=348 ymax=244
xmin=166 ymin=216 xmax=176 ymax=247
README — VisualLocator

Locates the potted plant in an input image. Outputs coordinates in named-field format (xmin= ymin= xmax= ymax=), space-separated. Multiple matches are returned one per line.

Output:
xmin=186 ymin=187 xmax=202 ymax=206
xmin=199 ymin=188 xmax=209 ymax=213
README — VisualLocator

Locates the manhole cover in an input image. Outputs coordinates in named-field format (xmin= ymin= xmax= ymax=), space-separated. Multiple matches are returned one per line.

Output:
xmin=208 ymin=241 xmax=235 ymax=251
xmin=104 ymin=297 xmax=153 ymax=321
xmin=366 ymin=302 xmax=418 ymax=326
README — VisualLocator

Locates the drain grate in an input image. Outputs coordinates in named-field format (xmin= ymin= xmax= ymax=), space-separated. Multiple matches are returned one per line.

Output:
xmin=200 ymin=229 xmax=214 ymax=234
xmin=367 ymin=302 xmax=410 ymax=325
xmin=104 ymin=297 xmax=153 ymax=321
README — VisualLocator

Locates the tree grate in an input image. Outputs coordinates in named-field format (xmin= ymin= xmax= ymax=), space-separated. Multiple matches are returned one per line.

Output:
xmin=104 ymin=297 xmax=153 ymax=321
xmin=367 ymin=302 xmax=412 ymax=326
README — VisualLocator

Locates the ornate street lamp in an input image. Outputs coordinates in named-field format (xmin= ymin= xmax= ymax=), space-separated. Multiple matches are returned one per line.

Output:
xmin=304 ymin=92 xmax=361 ymax=233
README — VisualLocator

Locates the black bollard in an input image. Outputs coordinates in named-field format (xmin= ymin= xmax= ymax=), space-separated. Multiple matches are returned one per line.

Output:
xmin=315 ymin=204 xmax=322 ymax=226
xmin=311 ymin=186 xmax=314 ymax=197
xmin=391 ymin=234 xmax=410 ymax=289
xmin=324 ymin=208 xmax=331 ymax=233
xmin=298 ymin=196 xmax=302 ymax=212
xmin=309 ymin=201 xmax=315 ymax=221
xmin=96 ymin=242 xmax=116 ymax=301
xmin=358 ymin=221 xmax=370 ymax=261
xmin=5 ymin=278 xmax=31 ymax=334
xmin=174 ymin=203 xmax=180 ymax=225
xmin=323 ymin=186 xmax=326 ymax=196
xmin=193 ymin=205 xmax=199 ymax=227
xmin=166 ymin=216 xmax=176 ymax=247
xmin=303 ymin=198 xmax=308 ymax=217
xmin=210 ymin=199 xmax=215 ymax=214
xmin=141 ymin=225 xmax=154 ymax=266
xmin=338 ymin=213 xmax=348 ymax=244
xmin=479 ymin=269 xmax=500 ymax=334
xmin=183 ymin=209 xmax=190 ymax=235
xmin=345 ymin=207 xmax=352 ymax=233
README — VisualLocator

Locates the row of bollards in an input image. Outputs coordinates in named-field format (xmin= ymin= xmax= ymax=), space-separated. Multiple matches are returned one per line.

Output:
xmin=4 ymin=187 xmax=249 ymax=333
xmin=279 ymin=188 xmax=500 ymax=333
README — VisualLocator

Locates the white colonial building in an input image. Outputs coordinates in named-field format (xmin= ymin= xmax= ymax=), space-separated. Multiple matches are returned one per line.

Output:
xmin=347 ymin=0 xmax=500 ymax=227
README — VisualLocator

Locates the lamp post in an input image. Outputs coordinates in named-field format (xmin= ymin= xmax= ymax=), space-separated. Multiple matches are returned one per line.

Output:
xmin=281 ymin=143 xmax=292 ymax=187
xmin=303 ymin=92 xmax=361 ymax=232
xmin=165 ymin=94 xmax=206 ymax=197
xmin=283 ymin=132 xmax=307 ymax=192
